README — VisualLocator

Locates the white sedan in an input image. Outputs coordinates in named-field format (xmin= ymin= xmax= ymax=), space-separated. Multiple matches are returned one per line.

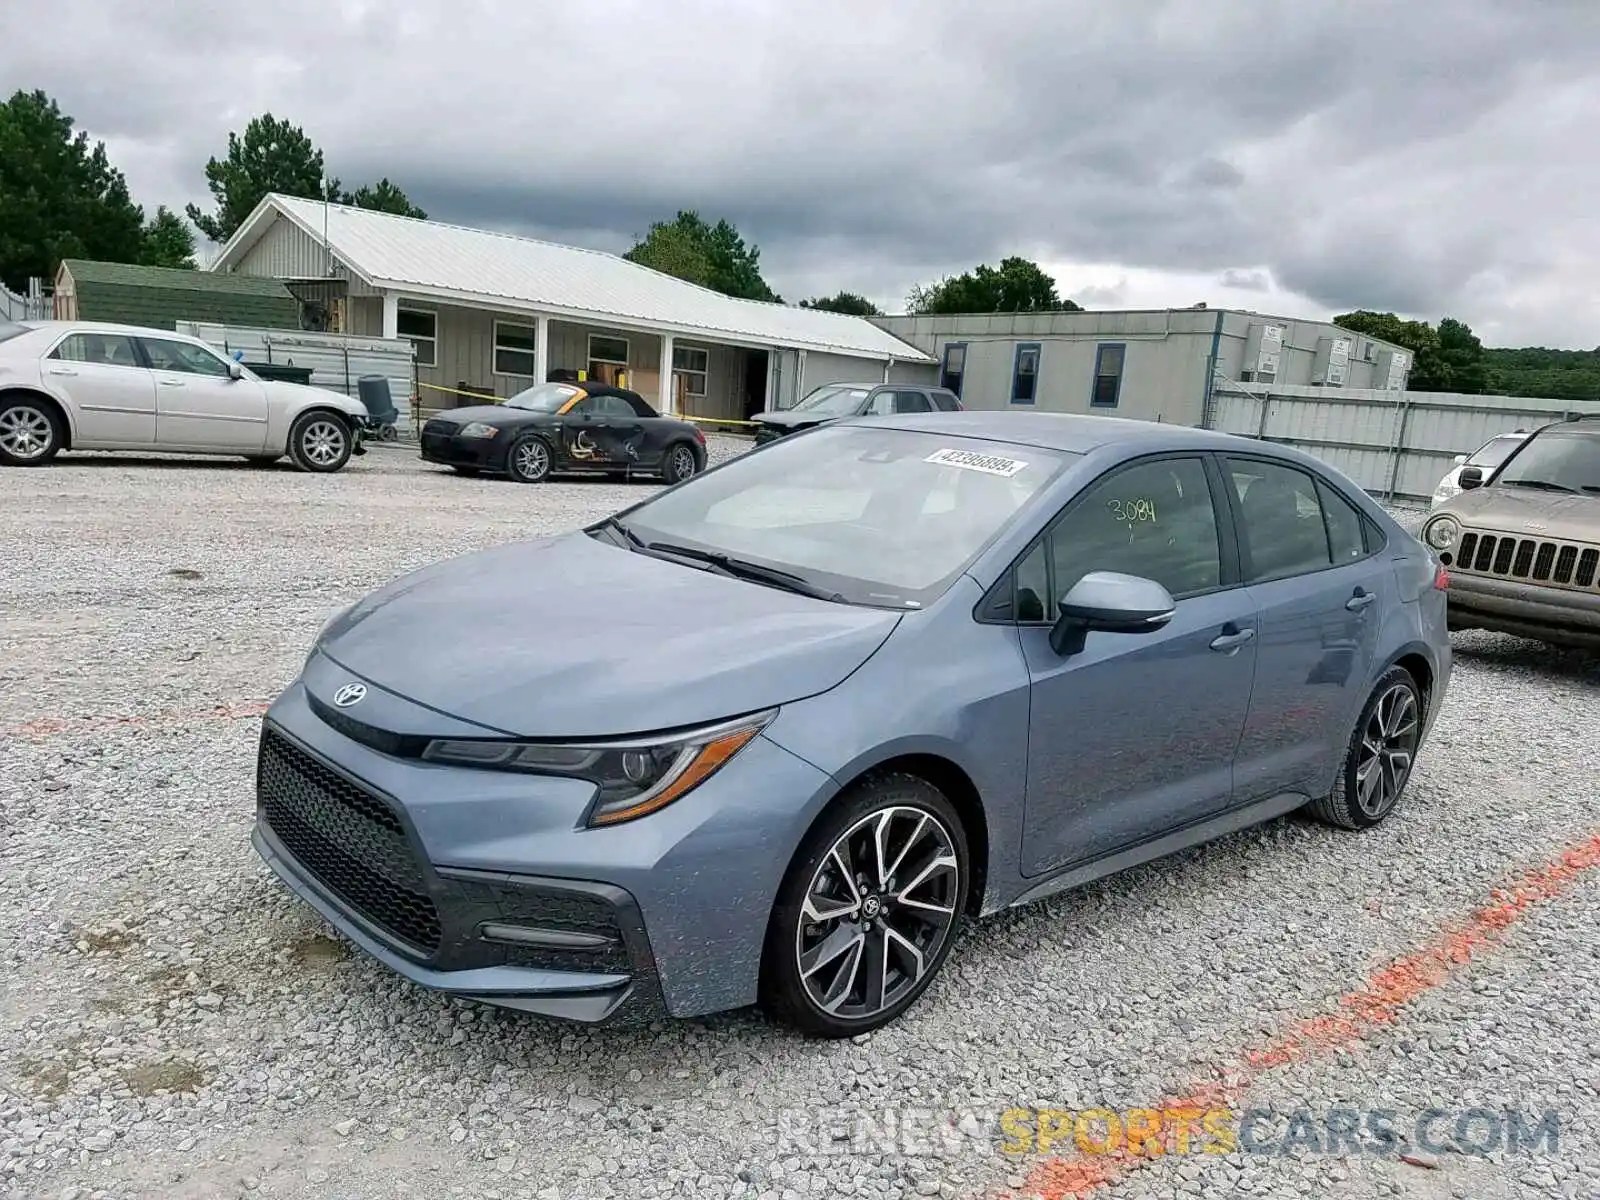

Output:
xmin=0 ymin=319 xmax=370 ymax=472
xmin=1428 ymin=429 xmax=1529 ymax=508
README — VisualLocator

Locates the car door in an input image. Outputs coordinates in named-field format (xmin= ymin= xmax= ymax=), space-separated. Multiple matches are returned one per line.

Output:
xmin=1015 ymin=454 xmax=1258 ymax=876
xmin=137 ymin=336 xmax=269 ymax=452
xmin=594 ymin=393 xmax=647 ymax=466
xmin=557 ymin=395 xmax=611 ymax=466
xmin=41 ymin=331 xmax=156 ymax=447
xmin=1221 ymin=455 xmax=1390 ymax=803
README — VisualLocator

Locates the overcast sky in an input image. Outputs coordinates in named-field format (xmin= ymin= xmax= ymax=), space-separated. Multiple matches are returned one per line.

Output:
xmin=4 ymin=0 xmax=1597 ymax=347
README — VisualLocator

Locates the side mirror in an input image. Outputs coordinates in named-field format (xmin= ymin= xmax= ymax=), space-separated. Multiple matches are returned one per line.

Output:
xmin=1453 ymin=454 xmax=1467 ymax=466
xmin=1458 ymin=465 xmax=1485 ymax=491
xmin=227 ymin=360 xmax=244 ymax=381
xmin=1049 ymin=571 xmax=1176 ymax=657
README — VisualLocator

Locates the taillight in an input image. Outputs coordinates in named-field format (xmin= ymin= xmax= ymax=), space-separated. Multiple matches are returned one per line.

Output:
xmin=693 ymin=425 xmax=705 ymax=444
xmin=1433 ymin=565 xmax=1449 ymax=590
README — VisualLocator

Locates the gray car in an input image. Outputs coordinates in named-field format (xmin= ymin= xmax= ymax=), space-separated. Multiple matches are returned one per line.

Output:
xmin=1422 ymin=415 xmax=1600 ymax=648
xmin=254 ymin=412 xmax=1452 ymax=1036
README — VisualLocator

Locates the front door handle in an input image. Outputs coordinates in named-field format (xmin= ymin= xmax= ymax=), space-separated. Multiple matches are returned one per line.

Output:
xmin=1210 ymin=625 xmax=1256 ymax=653
xmin=1346 ymin=588 xmax=1377 ymax=612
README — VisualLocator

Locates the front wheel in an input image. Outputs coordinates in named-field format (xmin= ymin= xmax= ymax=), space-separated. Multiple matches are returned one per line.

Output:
xmin=287 ymin=412 xmax=352 ymax=473
xmin=661 ymin=441 xmax=700 ymax=484
xmin=1308 ymin=665 xmax=1424 ymax=830
xmin=760 ymin=774 xmax=968 ymax=1037
xmin=0 ymin=397 xmax=63 ymax=466
xmin=506 ymin=434 xmax=552 ymax=483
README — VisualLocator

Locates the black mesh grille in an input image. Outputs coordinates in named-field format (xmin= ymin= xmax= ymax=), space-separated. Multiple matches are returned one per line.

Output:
xmin=1457 ymin=531 xmax=1600 ymax=593
xmin=258 ymin=727 xmax=442 ymax=955
xmin=423 ymin=419 xmax=459 ymax=435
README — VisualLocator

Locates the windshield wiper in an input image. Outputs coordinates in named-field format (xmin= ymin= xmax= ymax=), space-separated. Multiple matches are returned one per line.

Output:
xmin=596 ymin=516 xmax=648 ymax=550
xmin=643 ymin=541 xmax=847 ymax=602
xmin=1504 ymin=479 xmax=1580 ymax=494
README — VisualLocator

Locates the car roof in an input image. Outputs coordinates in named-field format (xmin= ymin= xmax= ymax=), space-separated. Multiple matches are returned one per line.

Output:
xmin=834 ymin=410 xmax=1249 ymax=455
xmin=577 ymin=382 xmax=649 ymax=405
xmin=16 ymin=319 xmax=198 ymax=339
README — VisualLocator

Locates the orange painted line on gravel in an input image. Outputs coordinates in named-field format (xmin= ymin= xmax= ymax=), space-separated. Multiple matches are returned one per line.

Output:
xmin=990 ymin=830 xmax=1600 ymax=1200
xmin=2 ymin=700 xmax=271 ymax=741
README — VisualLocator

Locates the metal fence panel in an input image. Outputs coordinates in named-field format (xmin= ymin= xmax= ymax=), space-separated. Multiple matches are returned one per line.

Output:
xmin=175 ymin=322 xmax=418 ymax=434
xmin=1 ymin=281 xmax=49 ymax=321
xmin=1205 ymin=383 xmax=1597 ymax=502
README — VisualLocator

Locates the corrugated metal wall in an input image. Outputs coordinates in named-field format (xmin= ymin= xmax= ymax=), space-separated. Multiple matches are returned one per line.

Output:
xmin=1207 ymin=383 xmax=1600 ymax=501
xmin=176 ymin=322 xmax=418 ymax=432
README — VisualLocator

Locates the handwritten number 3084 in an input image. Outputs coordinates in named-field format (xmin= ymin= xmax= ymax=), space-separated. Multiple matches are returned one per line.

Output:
xmin=1108 ymin=498 xmax=1157 ymax=523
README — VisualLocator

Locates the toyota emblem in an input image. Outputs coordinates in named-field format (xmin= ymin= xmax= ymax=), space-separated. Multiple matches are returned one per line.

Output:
xmin=333 ymin=683 xmax=367 ymax=708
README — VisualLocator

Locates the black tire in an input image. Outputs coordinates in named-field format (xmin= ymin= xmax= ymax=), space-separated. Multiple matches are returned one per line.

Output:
xmin=451 ymin=465 xmax=480 ymax=476
xmin=0 ymin=395 xmax=64 ymax=466
xmin=244 ymin=456 xmax=280 ymax=468
xmin=506 ymin=433 xmax=553 ymax=483
xmin=286 ymin=411 xmax=353 ymax=473
xmin=760 ymin=773 xmax=969 ymax=1037
xmin=1308 ymin=665 xmax=1424 ymax=830
xmin=661 ymin=440 xmax=700 ymax=484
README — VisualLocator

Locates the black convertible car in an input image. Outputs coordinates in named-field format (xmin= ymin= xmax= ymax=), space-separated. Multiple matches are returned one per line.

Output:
xmin=420 ymin=382 xmax=706 ymax=484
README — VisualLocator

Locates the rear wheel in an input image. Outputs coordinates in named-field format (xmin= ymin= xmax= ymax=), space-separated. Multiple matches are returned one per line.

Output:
xmin=1309 ymin=666 xmax=1423 ymax=830
xmin=760 ymin=774 xmax=968 ymax=1037
xmin=0 ymin=397 xmax=63 ymax=466
xmin=661 ymin=441 xmax=699 ymax=484
xmin=287 ymin=412 xmax=352 ymax=473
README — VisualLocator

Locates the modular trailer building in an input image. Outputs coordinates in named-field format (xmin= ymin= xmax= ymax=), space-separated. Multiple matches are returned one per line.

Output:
xmin=874 ymin=308 xmax=1413 ymax=426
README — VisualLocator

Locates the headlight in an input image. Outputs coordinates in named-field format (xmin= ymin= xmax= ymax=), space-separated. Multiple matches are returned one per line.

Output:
xmin=459 ymin=422 xmax=500 ymax=439
xmin=1423 ymin=515 xmax=1459 ymax=550
xmin=421 ymin=710 xmax=775 ymax=827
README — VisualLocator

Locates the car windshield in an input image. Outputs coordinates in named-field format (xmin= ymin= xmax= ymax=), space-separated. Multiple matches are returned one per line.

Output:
xmin=1467 ymin=435 xmax=1525 ymax=469
xmin=793 ymin=385 xmax=870 ymax=415
xmin=616 ymin=425 xmax=1076 ymax=607
xmin=1493 ymin=427 xmax=1600 ymax=495
xmin=505 ymin=382 xmax=581 ymax=413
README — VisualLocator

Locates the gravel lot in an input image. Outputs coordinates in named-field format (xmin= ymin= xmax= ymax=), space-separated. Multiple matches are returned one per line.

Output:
xmin=2 ymin=441 xmax=1598 ymax=1200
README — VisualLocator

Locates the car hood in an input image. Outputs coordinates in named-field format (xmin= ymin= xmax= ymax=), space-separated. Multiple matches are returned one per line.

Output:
xmin=260 ymin=380 xmax=367 ymax=418
xmin=752 ymin=409 xmax=833 ymax=429
xmin=1440 ymin=486 xmax=1600 ymax=542
xmin=316 ymin=531 xmax=902 ymax=738
xmin=432 ymin=404 xmax=529 ymax=425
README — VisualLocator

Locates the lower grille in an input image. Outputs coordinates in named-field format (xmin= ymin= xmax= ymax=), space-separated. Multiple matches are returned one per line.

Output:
xmin=423 ymin=419 xmax=459 ymax=435
xmin=1456 ymin=532 xmax=1599 ymax=589
xmin=258 ymin=727 xmax=442 ymax=955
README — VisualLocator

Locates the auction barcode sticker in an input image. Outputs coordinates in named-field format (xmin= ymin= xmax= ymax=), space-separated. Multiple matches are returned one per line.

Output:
xmin=924 ymin=447 xmax=1029 ymax=477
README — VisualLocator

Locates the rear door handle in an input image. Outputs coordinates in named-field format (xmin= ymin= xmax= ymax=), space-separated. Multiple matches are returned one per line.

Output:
xmin=46 ymin=367 xmax=78 ymax=377
xmin=1346 ymin=589 xmax=1377 ymax=612
xmin=1210 ymin=625 xmax=1256 ymax=653
xmin=157 ymin=379 xmax=184 ymax=387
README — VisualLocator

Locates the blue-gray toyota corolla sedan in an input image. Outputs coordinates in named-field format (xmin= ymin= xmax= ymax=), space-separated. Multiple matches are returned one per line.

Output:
xmin=254 ymin=412 xmax=1452 ymax=1036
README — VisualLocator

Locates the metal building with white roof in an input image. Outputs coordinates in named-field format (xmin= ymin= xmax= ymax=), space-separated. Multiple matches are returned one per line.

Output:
xmin=209 ymin=194 xmax=930 ymax=420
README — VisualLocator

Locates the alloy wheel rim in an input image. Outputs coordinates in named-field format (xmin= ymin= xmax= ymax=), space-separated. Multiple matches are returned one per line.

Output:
xmin=671 ymin=446 xmax=696 ymax=477
xmin=795 ymin=805 xmax=960 ymax=1021
xmin=515 ymin=440 xmax=549 ymax=478
xmin=1354 ymin=683 xmax=1419 ymax=818
xmin=302 ymin=421 xmax=345 ymax=466
xmin=0 ymin=406 xmax=52 ymax=460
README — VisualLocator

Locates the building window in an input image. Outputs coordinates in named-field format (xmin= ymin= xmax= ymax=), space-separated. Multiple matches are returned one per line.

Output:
xmin=673 ymin=345 xmax=709 ymax=398
xmin=588 ymin=334 xmax=629 ymax=366
xmin=1092 ymin=343 xmax=1125 ymax=408
xmin=940 ymin=342 xmax=966 ymax=396
xmin=397 ymin=308 xmax=436 ymax=367
xmin=1011 ymin=342 xmax=1040 ymax=405
xmin=493 ymin=321 xmax=537 ymax=377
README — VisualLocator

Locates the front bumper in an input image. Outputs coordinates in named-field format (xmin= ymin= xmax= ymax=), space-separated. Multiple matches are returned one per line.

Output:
xmin=1446 ymin=571 xmax=1600 ymax=648
xmin=252 ymin=660 xmax=839 ymax=1021
xmin=419 ymin=430 xmax=507 ymax=469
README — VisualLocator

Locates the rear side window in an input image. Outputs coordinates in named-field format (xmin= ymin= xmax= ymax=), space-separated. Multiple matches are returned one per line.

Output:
xmin=1228 ymin=459 xmax=1338 ymax=582
xmin=1316 ymin=479 xmax=1368 ymax=563
xmin=930 ymin=389 xmax=961 ymax=412
xmin=0 ymin=320 xmax=30 ymax=345
xmin=893 ymin=391 xmax=932 ymax=414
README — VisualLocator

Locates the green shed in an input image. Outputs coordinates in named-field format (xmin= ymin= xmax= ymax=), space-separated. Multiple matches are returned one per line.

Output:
xmin=53 ymin=260 xmax=302 ymax=331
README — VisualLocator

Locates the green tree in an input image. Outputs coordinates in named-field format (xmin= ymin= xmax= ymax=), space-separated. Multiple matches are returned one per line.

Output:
xmin=907 ymin=257 xmax=1081 ymax=315
xmin=139 ymin=206 xmax=197 ymax=269
xmin=624 ymin=210 xmax=779 ymax=301
xmin=799 ymin=291 xmax=880 ymax=316
xmin=1483 ymin=346 xmax=1600 ymax=402
xmin=1333 ymin=310 xmax=1488 ymax=393
xmin=185 ymin=113 xmax=336 ymax=243
xmin=0 ymin=89 xmax=145 ymax=291
xmin=342 ymin=178 xmax=427 ymax=219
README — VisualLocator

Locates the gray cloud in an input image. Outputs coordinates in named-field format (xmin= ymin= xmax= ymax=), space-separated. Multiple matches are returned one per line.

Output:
xmin=3 ymin=0 xmax=1598 ymax=344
